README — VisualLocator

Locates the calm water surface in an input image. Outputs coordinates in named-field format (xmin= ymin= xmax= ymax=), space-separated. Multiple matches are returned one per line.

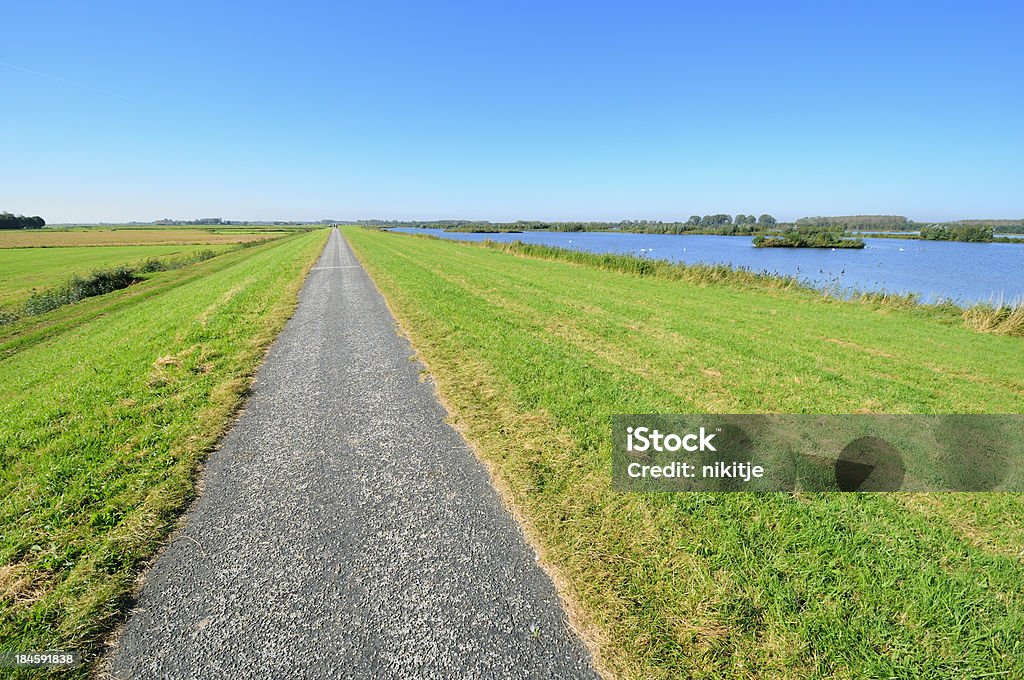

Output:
xmin=390 ymin=228 xmax=1024 ymax=305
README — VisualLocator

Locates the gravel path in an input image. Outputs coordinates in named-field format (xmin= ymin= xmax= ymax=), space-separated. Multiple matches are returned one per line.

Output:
xmin=104 ymin=229 xmax=597 ymax=679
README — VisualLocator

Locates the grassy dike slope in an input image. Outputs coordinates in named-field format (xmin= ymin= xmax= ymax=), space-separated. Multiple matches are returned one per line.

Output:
xmin=0 ymin=244 xmax=237 ymax=309
xmin=0 ymin=230 xmax=327 ymax=672
xmin=344 ymin=227 xmax=1024 ymax=679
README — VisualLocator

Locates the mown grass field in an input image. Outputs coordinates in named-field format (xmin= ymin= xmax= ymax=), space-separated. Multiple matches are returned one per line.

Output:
xmin=345 ymin=227 xmax=1024 ymax=679
xmin=0 ymin=228 xmax=286 ymax=249
xmin=0 ymin=244 xmax=236 ymax=309
xmin=0 ymin=229 xmax=328 ymax=675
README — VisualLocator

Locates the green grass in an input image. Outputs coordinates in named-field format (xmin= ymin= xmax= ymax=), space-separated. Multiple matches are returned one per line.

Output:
xmin=344 ymin=226 xmax=1024 ymax=679
xmin=0 ymin=244 xmax=236 ymax=310
xmin=0 ymin=229 xmax=328 ymax=676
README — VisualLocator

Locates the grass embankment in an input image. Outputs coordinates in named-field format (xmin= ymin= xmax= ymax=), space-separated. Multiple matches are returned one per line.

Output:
xmin=0 ymin=244 xmax=236 ymax=310
xmin=0 ymin=229 xmax=328 ymax=675
xmin=477 ymin=239 xmax=1024 ymax=338
xmin=345 ymin=227 xmax=1024 ymax=679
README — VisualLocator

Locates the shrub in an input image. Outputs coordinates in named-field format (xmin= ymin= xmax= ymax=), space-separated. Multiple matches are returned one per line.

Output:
xmin=11 ymin=246 xmax=238 ymax=321
xmin=24 ymin=267 xmax=141 ymax=315
xmin=137 ymin=258 xmax=168 ymax=273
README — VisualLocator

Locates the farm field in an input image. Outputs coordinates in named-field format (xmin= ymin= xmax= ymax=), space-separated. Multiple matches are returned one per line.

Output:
xmin=344 ymin=227 xmax=1024 ymax=679
xmin=0 ymin=229 xmax=328 ymax=674
xmin=0 ymin=244 xmax=235 ymax=309
xmin=0 ymin=227 xmax=288 ymax=248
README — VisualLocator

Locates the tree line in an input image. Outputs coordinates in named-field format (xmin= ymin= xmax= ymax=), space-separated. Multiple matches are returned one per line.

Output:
xmin=794 ymin=215 xmax=1024 ymax=235
xmin=0 ymin=212 xmax=45 ymax=229
xmin=951 ymin=220 xmax=1024 ymax=234
xmin=795 ymin=215 xmax=911 ymax=230
xmin=684 ymin=214 xmax=777 ymax=227
xmin=364 ymin=215 xmax=779 ymax=235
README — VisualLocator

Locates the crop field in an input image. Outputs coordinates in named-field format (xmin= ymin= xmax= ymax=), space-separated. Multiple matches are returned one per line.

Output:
xmin=0 ymin=228 xmax=287 ymax=249
xmin=0 ymin=244 xmax=236 ymax=309
xmin=344 ymin=227 xmax=1024 ymax=679
xmin=0 ymin=229 xmax=328 ymax=673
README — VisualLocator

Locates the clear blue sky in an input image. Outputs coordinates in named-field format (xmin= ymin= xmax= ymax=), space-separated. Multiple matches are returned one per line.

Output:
xmin=2 ymin=0 xmax=1022 ymax=223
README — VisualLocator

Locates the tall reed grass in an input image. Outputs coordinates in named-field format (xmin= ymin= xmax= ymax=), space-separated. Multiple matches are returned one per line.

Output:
xmin=962 ymin=295 xmax=1024 ymax=337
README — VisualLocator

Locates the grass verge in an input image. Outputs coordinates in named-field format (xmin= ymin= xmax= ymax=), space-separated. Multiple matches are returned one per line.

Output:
xmin=345 ymin=226 xmax=1024 ymax=679
xmin=0 ymin=229 xmax=328 ymax=676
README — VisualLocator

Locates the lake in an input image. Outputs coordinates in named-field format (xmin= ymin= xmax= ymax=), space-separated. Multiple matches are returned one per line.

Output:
xmin=389 ymin=229 xmax=1024 ymax=305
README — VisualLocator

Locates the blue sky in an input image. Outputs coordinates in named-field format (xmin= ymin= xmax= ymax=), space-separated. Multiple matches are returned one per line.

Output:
xmin=1 ymin=1 xmax=1022 ymax=223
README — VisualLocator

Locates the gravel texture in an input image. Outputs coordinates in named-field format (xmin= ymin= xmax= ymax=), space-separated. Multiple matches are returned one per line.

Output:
xmin=104 ymin=229 xmax=597 ymax=679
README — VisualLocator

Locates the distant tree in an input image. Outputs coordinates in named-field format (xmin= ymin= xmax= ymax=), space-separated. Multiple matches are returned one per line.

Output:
xmin=758 ymin=214 xmax=777 ymax=227
xmin=700 ymin=214 xmax=732 ymax=226
xmin=0 ymin=212 xmax=45 ymax=229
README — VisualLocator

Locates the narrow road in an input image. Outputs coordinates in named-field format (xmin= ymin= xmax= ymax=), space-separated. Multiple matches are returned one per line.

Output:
xmin=105 ymin=229 xmax=597 ymax=679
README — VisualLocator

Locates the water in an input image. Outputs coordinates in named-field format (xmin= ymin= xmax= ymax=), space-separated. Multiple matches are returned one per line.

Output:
xmin=389 ymin=228 xmax=1024 ymax=305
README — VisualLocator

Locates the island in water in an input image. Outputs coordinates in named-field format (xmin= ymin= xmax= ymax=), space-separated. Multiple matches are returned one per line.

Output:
xmin=753 ymin=226 xmax=865 ymax=249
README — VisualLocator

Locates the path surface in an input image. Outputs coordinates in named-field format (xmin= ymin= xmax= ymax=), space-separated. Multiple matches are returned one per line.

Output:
xmin=105 ymin=229 xmax=597 ymax=679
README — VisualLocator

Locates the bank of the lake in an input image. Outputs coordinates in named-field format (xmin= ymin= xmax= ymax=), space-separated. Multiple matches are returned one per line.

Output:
xmin=391 ymin=228 xmax=1024 ymax=305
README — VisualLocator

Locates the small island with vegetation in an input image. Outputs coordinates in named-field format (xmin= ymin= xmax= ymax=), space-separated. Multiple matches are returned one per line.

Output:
xmin=753 ymin=226 xmax=865 ymax=249
xmin=919 ymin=224 xmax=994 ymax=242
